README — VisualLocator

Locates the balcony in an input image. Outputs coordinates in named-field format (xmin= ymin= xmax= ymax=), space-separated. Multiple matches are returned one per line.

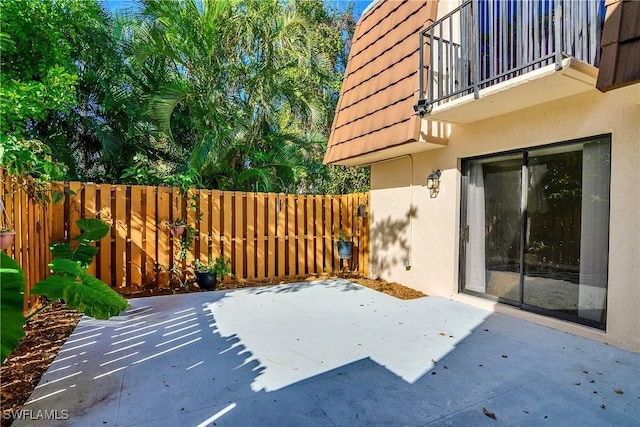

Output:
xmin=415 ymin=0 xmax=605 ymax=124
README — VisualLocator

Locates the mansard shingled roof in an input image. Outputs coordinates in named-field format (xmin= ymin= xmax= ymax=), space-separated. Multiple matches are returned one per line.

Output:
xmin=324 ymin=0 xmax=437 ymax=165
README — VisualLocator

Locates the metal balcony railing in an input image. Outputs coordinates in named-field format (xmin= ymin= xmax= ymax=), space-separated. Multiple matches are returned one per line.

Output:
xmin=415 ymin=0 xmax=605 ymax=115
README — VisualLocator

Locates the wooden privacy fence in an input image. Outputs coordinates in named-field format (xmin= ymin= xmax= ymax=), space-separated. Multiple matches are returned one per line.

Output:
xmin=0 ymin=174 xmax=53 ymax=312
xmin=2 ymin=176 xmax=369 ymax=297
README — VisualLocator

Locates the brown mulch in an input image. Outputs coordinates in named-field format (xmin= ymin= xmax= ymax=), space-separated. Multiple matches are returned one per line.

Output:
xmin=1 ymin=303 xmax=82 ymax=427
xmin=0 ymin=275 xmax=425 ymax=425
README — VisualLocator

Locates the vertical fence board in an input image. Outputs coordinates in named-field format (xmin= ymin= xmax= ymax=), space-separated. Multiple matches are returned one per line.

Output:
xmin=287 ymin=194 xmax=296 ymax=277
xmin=198 ymin=189 xmax=210 ymax=263
xmin=30 ymin=199 xmax=40 ymax=303
xmin=186 ymin=188 xmax=197 ymax=263
xmin=33 ymin=200 xmax=46 ymax=309
xmin=25 ymin=191 xmax=35 ymax=310
xmin=83 ymin=184 xmax=97 ymax=275
xmin=51 ymin=183 xmax=65 ymax=242
xmin=246 ymin=192 xmax=255 ymax=279
xmin=234 ymin=192 xmax=244 ymax=279
xmin=114 ymin=185 xmax=127 ymax=288
xmin=314 ymin=196 xmax=323 ymax=274
xmin=305 ymin=196 xmax=314 ymax=274
xmin=332 ymin=197 xmax=341 ymax=270
xmin=211 ymin=190 xmax=221 ymax=258
xmin=98 ymin=184 xmax=112 ymax=286
xmin=324 ymin=195 xmax=332 ymax=273
xmin=296 ymin=196 xmax=305 ymax=275
xmin=157 ymin=186 xmax=170 ymax=287
xmin=347 ymin=194 xmax=355 ymax=270
xmin=362 ymin=194 xmax=370 ymax=276
xmin=130 ymin=186 xmax=143 ymax=289
xmin=5 ymin=178 xmax=16 ymax=259
xmin=256 ymin=193 xmax=266 ymax=279
xmin=267 ymin=193 xmax=276 ymax=278
xmin=222 ymin=191 xmax=233 ymax=268
xmin=68 ymin=182 xmax=82 ymax=239
xmin=171 ymin=187 xmax=182 ymax=276
xmin=277 ymin=195 xmax=286 ymax=277
xmin=17 ymin=189 xmax=28 ymax=287
xmin=144 ymin=186 xmax=157 ymax=287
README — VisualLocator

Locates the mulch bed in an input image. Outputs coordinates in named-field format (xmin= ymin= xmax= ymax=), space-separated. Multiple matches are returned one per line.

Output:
xmin=1 ymin=303 xmax=82 ymax=427
xmin=0 ymin=275 xmax=425 ymax=425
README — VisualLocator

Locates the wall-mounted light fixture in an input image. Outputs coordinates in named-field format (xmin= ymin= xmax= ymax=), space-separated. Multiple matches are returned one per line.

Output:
xmin=413 ymin=99 xmax=432 ymax=117
xmin=357 ymin=204 xmax=367 ymax=217
xmin=426 ymin=169 xmax=442 ymax=198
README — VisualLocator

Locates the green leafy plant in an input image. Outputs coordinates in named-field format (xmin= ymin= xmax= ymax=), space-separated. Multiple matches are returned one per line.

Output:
xmin=0 ymin=252 xmax=25 ymax=363
xmin=169 ymin=218 xmax=187 ymax=227
xmin=194 ymin=255 xmax=231 ymax=278
xmin=0 ymin=136 xmax=68 ymax=203
xmin=338 ymin=230 xmax=352 ymax=242
xmin=173 ymin=224 xmax=197 ymax=261
xmin=163 ymin=168 xmax=201 ymax=197
xmin=32 ymin=218 xmax=128 ymax=319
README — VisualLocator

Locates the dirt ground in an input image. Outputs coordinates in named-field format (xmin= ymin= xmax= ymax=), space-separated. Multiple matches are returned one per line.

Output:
xmin=0 ymin=275 xmax=425 ymax=425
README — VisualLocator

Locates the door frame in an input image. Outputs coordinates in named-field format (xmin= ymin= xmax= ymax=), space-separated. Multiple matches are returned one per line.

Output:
xmin=458 ymin=134 xmax=611 ymax=330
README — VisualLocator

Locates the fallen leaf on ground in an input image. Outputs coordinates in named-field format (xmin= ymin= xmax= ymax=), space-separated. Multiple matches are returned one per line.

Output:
xmin=614 ymin=389 xmax=624 ymax=394
xmin=483 ymin=407 xmax=497 ymax=420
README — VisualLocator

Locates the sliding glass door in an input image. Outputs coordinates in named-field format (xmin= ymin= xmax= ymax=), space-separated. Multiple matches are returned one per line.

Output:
xmin=461 ymin=136 xmax=611 ymax=328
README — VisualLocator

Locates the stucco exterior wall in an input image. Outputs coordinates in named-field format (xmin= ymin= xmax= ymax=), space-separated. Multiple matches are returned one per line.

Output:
xmin=370 ymin=85 xmax=640 ymax=351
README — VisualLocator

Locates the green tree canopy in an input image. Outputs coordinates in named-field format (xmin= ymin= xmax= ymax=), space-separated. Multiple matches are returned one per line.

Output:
xmin=1 ymin=0 xmax=368 ymax=194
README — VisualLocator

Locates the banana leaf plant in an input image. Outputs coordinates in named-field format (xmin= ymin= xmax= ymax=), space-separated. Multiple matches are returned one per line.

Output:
xmin=32 ymin=218 xmax=128 ymax=319
xmin=0 ymin=252 xmax=25 ymax=362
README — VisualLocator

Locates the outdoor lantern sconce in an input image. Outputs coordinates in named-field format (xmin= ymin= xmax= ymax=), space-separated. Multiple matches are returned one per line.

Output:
xmin=357 ymin=204 xmax=367 ymax=217
xmin=427 ymin=169 xmax=441 ymax=198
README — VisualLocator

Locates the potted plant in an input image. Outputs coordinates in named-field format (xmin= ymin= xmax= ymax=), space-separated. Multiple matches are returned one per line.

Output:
xmin=193 ymin=255 xmax=231 ymax=291
xmin=0 ymin=200 xmax=14 ymax=250
xmin=169 ymin=218 xmax=187 ymax=237
xmin=0 ymin=227 xmax=15 ymax=250
xmin=337 ymin=230 xmax=353 ymax=259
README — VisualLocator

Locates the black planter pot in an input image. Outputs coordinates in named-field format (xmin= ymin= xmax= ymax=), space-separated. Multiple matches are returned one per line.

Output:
xmin=195 ymin=272 xmax=218 ymax=291
xmin=337 ymin=241 xmax=354 ymax=259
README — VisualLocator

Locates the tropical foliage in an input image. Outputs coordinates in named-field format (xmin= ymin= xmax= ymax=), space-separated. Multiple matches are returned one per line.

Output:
xmin=0 ymin=252 xmax=25 ymax=362
xmin=0 ymin=0 xmax=368 ymax=194
xmin=32 ymin=219 xmax=129 ymax=319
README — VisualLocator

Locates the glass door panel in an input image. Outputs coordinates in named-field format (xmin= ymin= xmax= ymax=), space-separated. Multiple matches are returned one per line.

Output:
xmin=524 ymin=140 xmax=610 ymax=324
xmin=464 ymin=155 xmax=522 ymax=304
xmin=524 ymin=146 xmax=582 ymax=313
xmin=461 ymin=136 xmax=611 ymax=329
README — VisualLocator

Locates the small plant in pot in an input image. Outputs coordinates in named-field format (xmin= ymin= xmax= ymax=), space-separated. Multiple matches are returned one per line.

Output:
xmin=0 ymin=200 xmax=15 ymax=250
xmin=169 ymin=218 xmax=187 ymax=236
xmin=337 ymin=230 xmax=353 ymax=259
xmin=194 ymin=256 xmax=231 ymax=291
xmin=0 ymin=227 xmax=16 ymax=250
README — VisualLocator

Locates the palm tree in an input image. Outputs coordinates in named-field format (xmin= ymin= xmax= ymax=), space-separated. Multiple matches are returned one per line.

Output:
xmin=128 ymin=0 xmax=332 ymax=192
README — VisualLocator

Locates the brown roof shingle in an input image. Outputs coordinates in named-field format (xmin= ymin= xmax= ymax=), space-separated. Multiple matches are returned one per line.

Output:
xmin=597 ymin=0 xmax=640 ymax=92
xmin=324 ymin=0 xmax=438 ymax=165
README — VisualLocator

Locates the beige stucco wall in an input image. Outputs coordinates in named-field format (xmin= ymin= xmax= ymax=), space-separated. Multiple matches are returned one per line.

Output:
xmin=369 ymin=84 xmax=640 ymax=351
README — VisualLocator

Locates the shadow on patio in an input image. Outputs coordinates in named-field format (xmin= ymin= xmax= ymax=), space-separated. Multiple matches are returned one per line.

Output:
xmin=14 ymin=281 xmax=640 ymax=427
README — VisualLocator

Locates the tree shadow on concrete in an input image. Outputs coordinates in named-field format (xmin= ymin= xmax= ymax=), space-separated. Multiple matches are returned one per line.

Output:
xmin=369 ymin=205 xmax=418 ymax=278
xmin=242 ymin=279 xmax=363 ymax=296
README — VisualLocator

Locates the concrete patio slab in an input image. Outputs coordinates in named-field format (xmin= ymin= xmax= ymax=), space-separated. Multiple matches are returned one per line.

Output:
xmin=12 ymin=279 xmax=640 ymax=426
